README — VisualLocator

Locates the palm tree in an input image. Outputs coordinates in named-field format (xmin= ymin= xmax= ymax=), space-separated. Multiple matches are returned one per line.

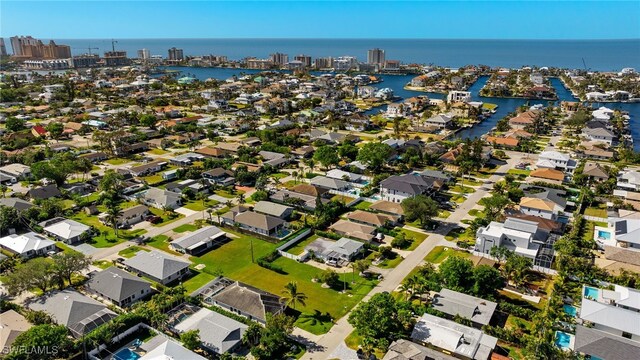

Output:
xmin=238 ymin=193 xmax=245 ymax=204
xmin=105 ymin=206 xmax=123 ymax=239
xmin=281 ymin=281 xmax=307 ymax=310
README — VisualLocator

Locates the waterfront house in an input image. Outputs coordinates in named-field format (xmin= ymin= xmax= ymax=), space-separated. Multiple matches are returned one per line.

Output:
xmin=424 ymin=114 xmax=453 ymax=129
xmin=486 ymin=136 xmax=519 ymax=149
xmin=170 ymin=226 xmax=228 ymax=255
xmin=27 ymin=289 xmax=117 ymax=338
xmin=124 ymin=250 xmax=191 ymax=285
xmin=0 ymin=232 xmax=56 ymax=258
xmin=191 ymin=277 xmax=285 ymax=324
xmin=86 ymin=266 xmax=152 ymax=307
xmin=582 ymin=127 xmax=615 ymax=146
xmin=411 ymin=313 xmax=498 ymax=360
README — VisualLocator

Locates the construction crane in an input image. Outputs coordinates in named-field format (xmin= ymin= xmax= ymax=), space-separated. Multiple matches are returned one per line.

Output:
xmin=582 ymin=58 xmax=590 ymax=72
xmin=111 ymin=39 xmax=118 ymax=52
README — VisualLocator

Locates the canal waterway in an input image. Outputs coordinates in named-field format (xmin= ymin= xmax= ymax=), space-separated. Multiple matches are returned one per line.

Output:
xmin=161 ymin=66 xmax=640 ymax=150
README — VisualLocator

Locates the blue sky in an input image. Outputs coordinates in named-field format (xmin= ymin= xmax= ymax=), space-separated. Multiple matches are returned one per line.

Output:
xmin=2 ymin=1 xmax=639 ymax=39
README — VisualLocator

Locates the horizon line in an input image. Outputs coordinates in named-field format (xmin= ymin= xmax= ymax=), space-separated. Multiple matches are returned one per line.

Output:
xmin=7 ymin=37 xmax=640 ymax=41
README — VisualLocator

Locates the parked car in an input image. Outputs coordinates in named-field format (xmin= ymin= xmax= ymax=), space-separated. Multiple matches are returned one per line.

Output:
xmin=326 ymin=260 xmax=339 ymax=267
xmin=145 ymin=215 xmax=162 ymax=224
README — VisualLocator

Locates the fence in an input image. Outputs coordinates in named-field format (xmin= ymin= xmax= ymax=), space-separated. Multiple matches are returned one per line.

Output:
xmin=87 ymin=323 xmax=163 ymax=360
xmin=276 ymin=228 xmax=312 ymax=262
xmin=328 ymin=189 xmax=362 ymax=207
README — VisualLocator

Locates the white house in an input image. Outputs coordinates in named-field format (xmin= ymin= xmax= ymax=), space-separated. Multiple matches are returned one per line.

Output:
xmin=447 ymin=91 xmax=471 ymax=103
xmin=536 ymin=151 xmax=576 ymax=172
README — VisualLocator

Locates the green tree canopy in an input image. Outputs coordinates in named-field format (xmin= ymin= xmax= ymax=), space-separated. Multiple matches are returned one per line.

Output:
xmin=401 ymin=195 xmax=439 ymax=226
xmin=7 ymin=324 xmax=72 ymax=360
xmin=356 ymin=142 xmax=393 ymax=171
xmin=313 ymin=145 xmax=340 ymax=169
xmin=438 ymin=256 xmax=474 ymax=292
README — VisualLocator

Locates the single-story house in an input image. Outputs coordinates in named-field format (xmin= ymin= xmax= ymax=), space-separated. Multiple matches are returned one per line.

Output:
xmin=346 ymin=210 xmax=397 ymax=228
xmin=173 ymin=306 xmax=247 ymax=355
xmin=431 ymin=288 xmax=497 ymax=328
xmin=191 ymin=277 xmax=285 ymax=324
xmin=123 ymin=250 xmax=192 ymax=285
xmin=253 ymin=201 xmax=294 ymax=219
xmin=139 ymin=338 xmax=207 ymax=360
xmin=0 ymin=232 xmax=57 ymax=258
xmin=170 ymin=226 xmax=227 ymax=255
xmin=41 ymin=218 xmax=91 ymax=244
xmin=369 ymin=200 xmax=405 ymax=220
xmin=129 ymin=160 xmax=167 ymax=177
xmin=99 ymin=204 xmax=149 ymax=227
xmin=141 ymin=187 xmax=182 ymax=209
xmin=319 ymin=237 xmax=365 ymax=263
xmin=27 ymin=184 xmax=62 ymax=200
xmin=202 ymin=168 xmax=235 ymax=186
xmin=27 ymin=289 xmax=117 ymax=338
xmin=86 ymin=266 xmax=152 ymax=307
xmin=0 ymin=310 xmax=32 ymax=352
xmin=223 ymin=210 xmax=287 ymax=238
xmin=0 ymin=197 xmax=34 ymax=212
xmin=329 ymin=219 xmax=377 ymax=242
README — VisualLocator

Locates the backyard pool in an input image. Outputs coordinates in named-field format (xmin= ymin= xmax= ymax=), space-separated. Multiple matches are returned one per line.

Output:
xmin=584 ymin=286 xmax=600 ymax=299
xmin=113 ymin=348 xmax=141 ymax=360
xmin=597 ymin=230 xmax=611 ymax=239
xmin=563 ymin=305 xmax=577 ymax=318
xmin=554 ymin=331 xmax=574 ymax=350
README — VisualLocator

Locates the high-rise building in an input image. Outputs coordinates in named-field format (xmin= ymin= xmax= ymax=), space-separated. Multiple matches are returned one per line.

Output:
xmin=367 ymin=48 xmax=385 ymax=65
xmin=269 ymin=52 xmax=289 ymax=65
xmin=104 ymin=51 xmax=129 ymax=67
xmin=313 ymin=57 xmax=333 ymax=69
xmin=0 ymin=39 xmax=7 ymax=57
xmin=9 ymin=36 xmax=70 ymax=59
xmin=333 ymin=56 xmax=358 ymax=71
xmin=137 ymin=48 xmax=150 ymax=60
xmin=168 ymin=47 xmax=184 ymax=61
xmin=294 ymin=54 xmax=312 ymax=67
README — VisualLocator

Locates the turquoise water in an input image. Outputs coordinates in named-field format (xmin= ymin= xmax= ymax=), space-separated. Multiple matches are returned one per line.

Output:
xmin=563 ymin=305 xmax=577 ymax=317
xmin=597 ymin=230 xmax=611 ymax=240
xmin=160 ymin=66 xmax=640 ymax=150
xmin=113 ymin=349 xmax=140 ymax=360
xmin=555 ymin=331 xmax=573 ymax=349
xmin=584 ymin=287 xmax=600 ymax=299
xmin=54 ymin=38 xmax=640 ymax=70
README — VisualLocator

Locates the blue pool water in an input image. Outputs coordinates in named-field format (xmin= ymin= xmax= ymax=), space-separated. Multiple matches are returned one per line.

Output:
xmin=555 ymin=331 xmax=573 ymax=349
xmin=563 ymin=305 xmax=577 ymax=318
xmin=113 ymin=349 xmax=140 ymax=360
xmin=584 ymin=287 xmax=600 ymax=299
xmin=597 ymin=231 xmax=611 ymax=240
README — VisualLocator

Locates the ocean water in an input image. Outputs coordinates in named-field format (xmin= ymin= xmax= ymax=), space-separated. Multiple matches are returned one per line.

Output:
xmin=38 ymin=38 xmax=640 ymax=71
xmin=160 ymin=66 xmax=640 ymax=150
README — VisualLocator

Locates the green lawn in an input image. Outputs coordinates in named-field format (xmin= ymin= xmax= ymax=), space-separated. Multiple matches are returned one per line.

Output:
xmin=185 ymin=229 xmax=378 ymax=335
xmin=507 ymin=169 xmax=532 ymax=176
xmin=148 ymin=207 xmax=185 ymax=227
xmin=142 ymin=174 xmax=165 ymax=185
xmin=438 ymin=210 xmax=451 ymax=219
xmin=353 ymin=201 xmax=373 ymax=210
xmin=285 ymin=234 xmax=319 ymax=255
xmin=61 ymin=199 xmax=76 ymax=210
xmin=468 ymin=209 xmax=483 ymax=217
xmin=460 ymin=178 xmax=483 ymax=186
xmin=444 ymin=227 xmax=474 ymax=242
xmin=118 ymin=246 xmax=149 ymax=258
xmin=182 ymin=271 xmax=217 ymax=294
xmin=584 ymin=204 xmax=607 ymax=218
xmin=270 ymin=172 xmax=289 ymax=179
xmin=449 ymin=185 xmax=475 ymax=194
xmin=448 ymin=193 xmax=467 ymax=203
xmin=424 ymin=246 xmax=471 ymax=264
xmin=214 ymin=189 xmax=238 ymax=199
xmin=145 ymin=235 xmax=180 ymax=254
xmin=70 ymin=211 xmax=147 ymax=248
xmin=173 ymin=224 xmax=200 ymax=233
xmin=104 ymin=158 xmax=131 ymax=165
xmin=374 ymin=254 xmax=404 ymax=269
xmin=345 ymin=330 xmax=386 ymax=359
xmin=147 ymin=148 xmax=169 ymax=155
xmin=183 ymin=199 xmax=219 ymax=211
xmin=92 ymin=260 xmax=113 ymax=270
xmin=398 ymin=228 xmax=428 ymax=251
xmin=331 ymin=195 xmax=357 ymax=204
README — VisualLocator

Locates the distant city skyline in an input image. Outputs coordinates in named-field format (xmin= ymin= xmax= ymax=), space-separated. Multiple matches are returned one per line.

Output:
xmin=1 ymin=1 xmax=639 ymax=40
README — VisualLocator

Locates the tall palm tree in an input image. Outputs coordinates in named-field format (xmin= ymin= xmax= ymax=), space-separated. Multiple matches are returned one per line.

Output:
xmin=281 ymin=281 xmax=307 ymax=310
xmin=105 ymin=206 xmax=123 ymax=239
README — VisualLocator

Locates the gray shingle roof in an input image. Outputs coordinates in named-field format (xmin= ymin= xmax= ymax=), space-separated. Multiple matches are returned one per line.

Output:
xmin=234 ymin=211 xmax=285 ymax=231
xmin=170 ymin=226 xmax=226 ymax=250
xmin=253 ymin=201 xmax=293 ymax=218
xmin=87 ymin=266 xmax=151 ymax=303
xmin=574 ymin=325 xmax=640 ymax=360
xmin=174 ymin=307 xmax=247 ymax=354
xmin=431 ymin=288 xmax=497 ymax=326
xmin=123 ymin=250 xmax=191 ymax=281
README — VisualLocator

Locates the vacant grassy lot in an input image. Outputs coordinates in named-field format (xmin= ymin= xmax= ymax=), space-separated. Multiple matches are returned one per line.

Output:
xmin=584 ymin=203 xmax=607 ymax=218
xmin=185 ymin=229 xmax=377 ymax=335
xmin=424 ymin=246 xmax=472 ymax=264
xmin=507 ymin=169 xmax=532 ymax=176
xmin=183 ymin=199 xmax=219 ymax=211
xmin=398 ymin=228 xmax=428 ymax=251
xmin=104 ymin=158 xmax=131 ymax=165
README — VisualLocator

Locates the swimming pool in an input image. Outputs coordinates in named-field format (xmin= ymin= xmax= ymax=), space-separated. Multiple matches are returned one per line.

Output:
xmin=563 ymin=305 xmax=577 ymax=317
xmin=554 ymin=331 xmax=573 ymax=350
xmin=584 ymin=286 xmax=600 ymax=299
xmin=113 ymin=348 xmax=141 ymax=360
xmin=597 ymin=230 xmax=611 ymax=240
